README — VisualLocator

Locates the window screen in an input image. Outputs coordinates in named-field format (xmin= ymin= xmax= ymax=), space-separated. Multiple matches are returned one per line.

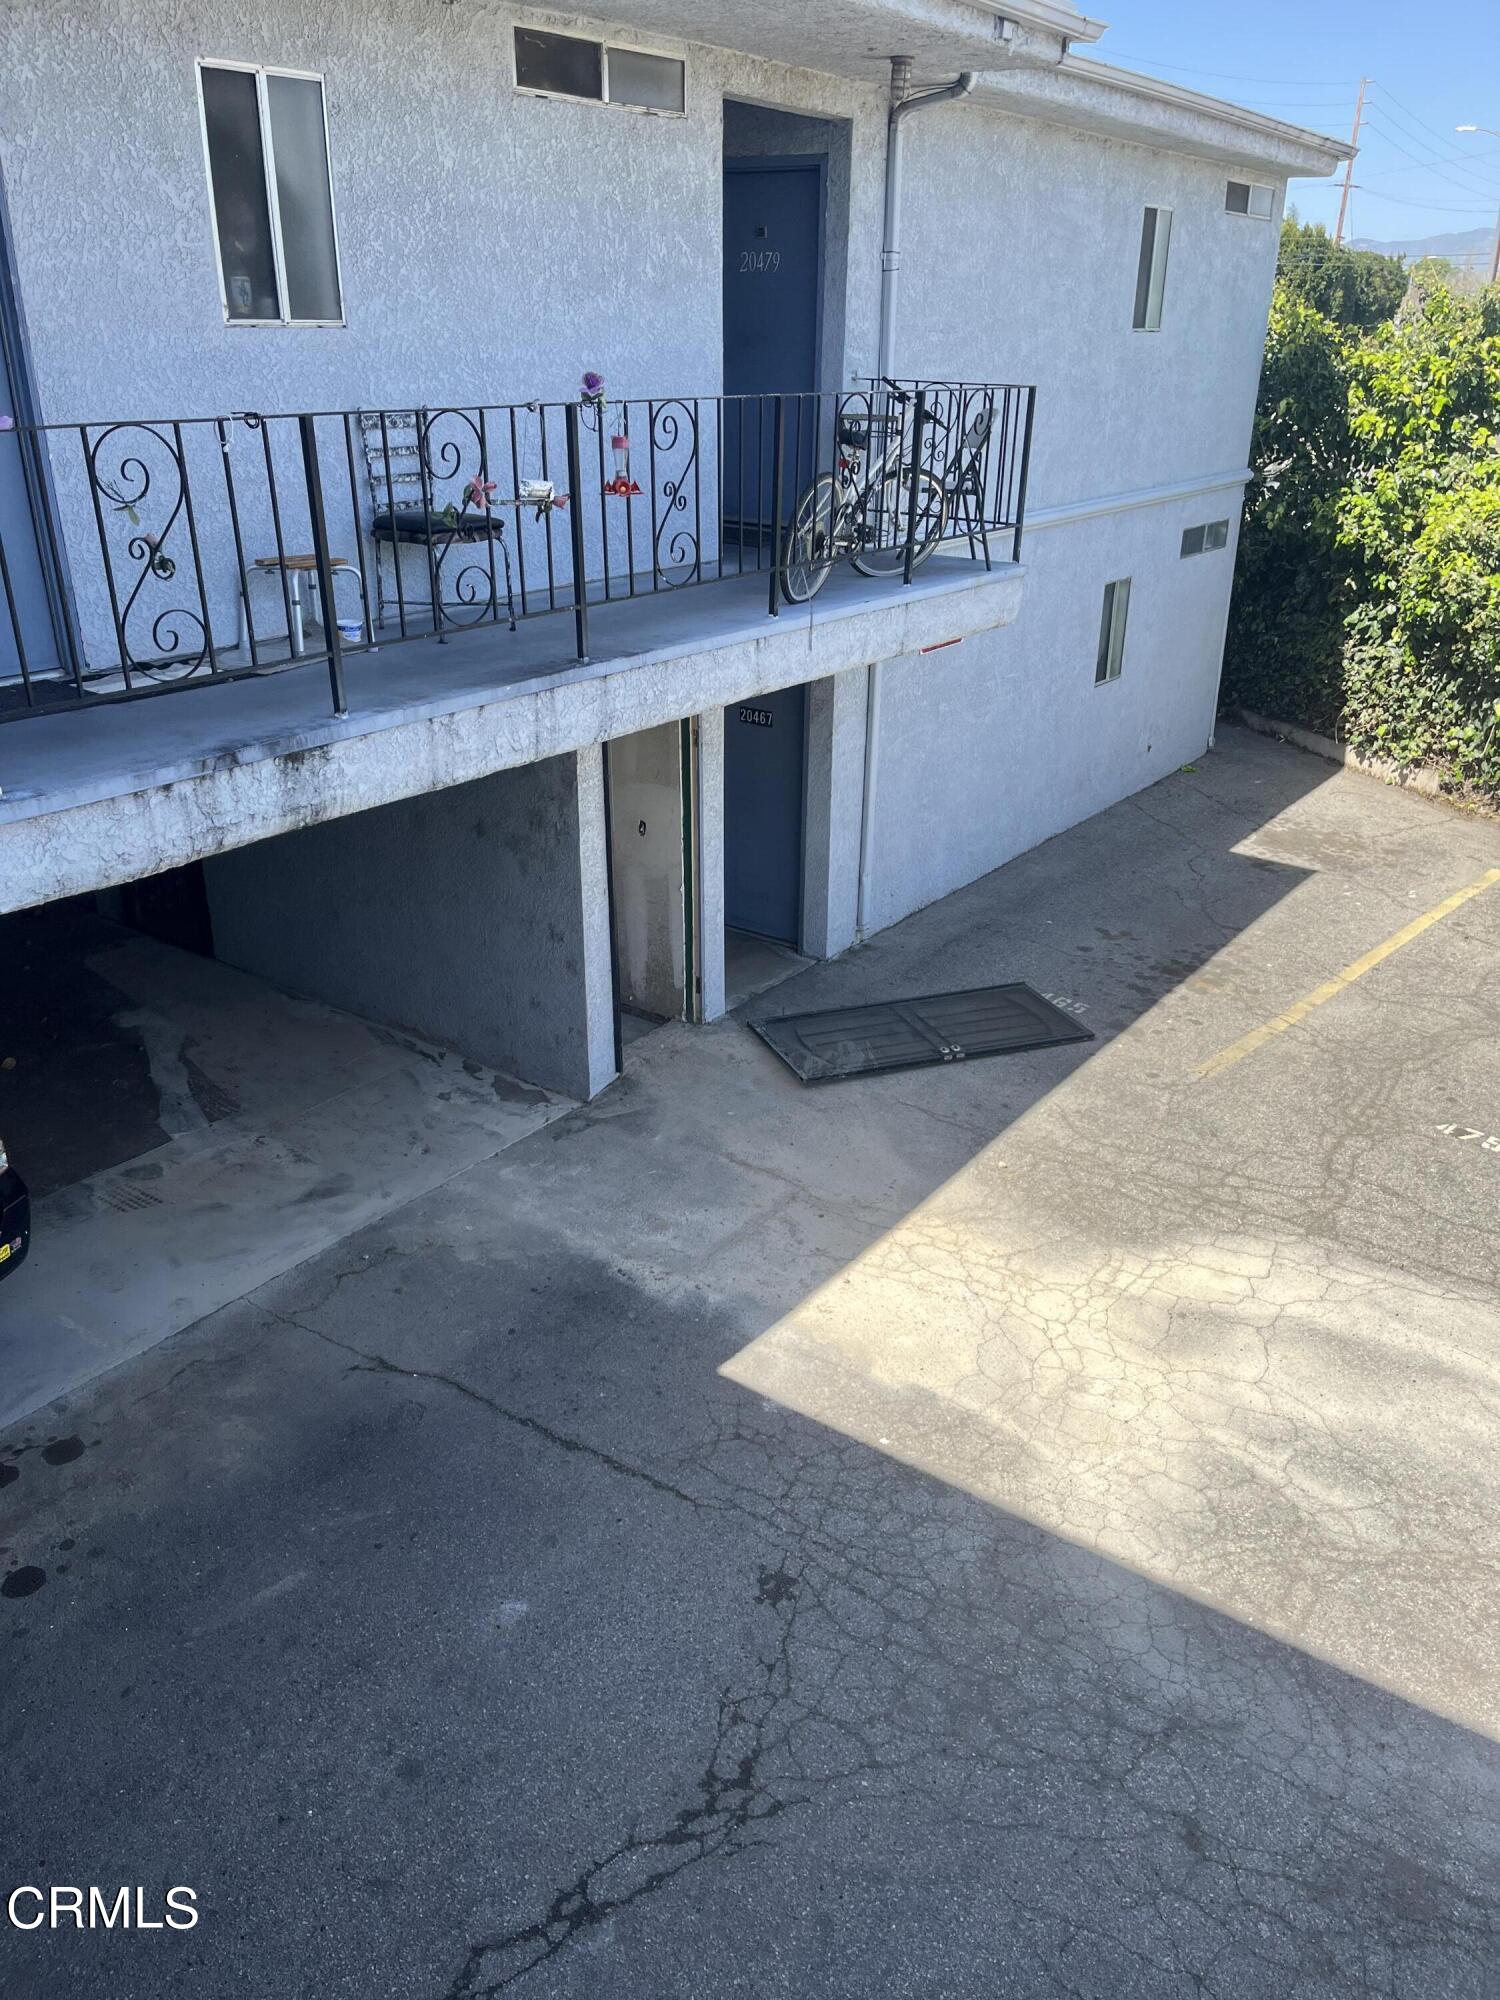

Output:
xmin=266 ymin=74 xmax=341 ymax=322
xmin=1095 ymin=579 xmax=1131 ymax=684
xmin=1133 ymin=207 xmax=1172 ymax=331
xmin=1226 ymin=180 xmax=1274 ymax=218
xmin=1182 ymin=519 xmax=1230 ymax=557
xmin=200 ymin=63 xmax=342 ymax=324
xmin=200 ymin=66 xmax=280 ymax=322
xmin=515 ymin=29 xmax=603 ymax=99
xmin=607 ymin=46 xmax=685 ymax=112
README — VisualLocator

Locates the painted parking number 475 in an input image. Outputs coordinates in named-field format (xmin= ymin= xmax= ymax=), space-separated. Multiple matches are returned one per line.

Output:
xmin=1435 ymin=1123 xmax=1500 ymax=1152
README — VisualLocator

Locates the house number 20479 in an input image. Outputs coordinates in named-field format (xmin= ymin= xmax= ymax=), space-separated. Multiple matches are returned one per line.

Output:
xmin=738 ymin=250 xmax=781 ymax=274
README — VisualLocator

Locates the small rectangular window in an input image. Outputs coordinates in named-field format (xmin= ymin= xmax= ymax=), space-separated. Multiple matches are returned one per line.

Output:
xmin=199 ymin=62 xmax=342 ymax=325
xmin=607 ymin=47 xmax=685 ymax=113
xmin=1226 ymin=180 xmax=1275 ymax=219
xmin=1133 ymin=207 xmax=1172 ymax=331
xmin=1095 ymin=579 xmax=1131 ymax=684
xmin=515 ymin=28 xmax=603 ymax=100
xmin=514 ymin=29 xmax=685 ymax=113
xmin=1181 ymin=519 xmax=1230 ymax=557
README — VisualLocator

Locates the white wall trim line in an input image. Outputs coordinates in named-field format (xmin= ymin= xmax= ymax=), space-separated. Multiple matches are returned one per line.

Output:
xmin=1024 ymin=468 xmax=1253 ymax=534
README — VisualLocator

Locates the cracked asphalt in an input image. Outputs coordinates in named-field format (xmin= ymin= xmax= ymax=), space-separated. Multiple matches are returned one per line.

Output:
xmin=3 ymin=725 xmax=1499 ymax=1998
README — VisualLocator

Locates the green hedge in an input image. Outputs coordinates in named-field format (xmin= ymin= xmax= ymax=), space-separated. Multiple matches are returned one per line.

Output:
xmin=1223 ymin=237 xmax=1500 ymax=800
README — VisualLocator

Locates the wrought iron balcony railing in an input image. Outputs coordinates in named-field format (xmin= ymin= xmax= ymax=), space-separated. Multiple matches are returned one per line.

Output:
xmin=0 ymin=377 xmax=1035 ymax=725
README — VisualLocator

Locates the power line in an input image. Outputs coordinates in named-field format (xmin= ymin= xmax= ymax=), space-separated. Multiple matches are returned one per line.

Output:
xmin=1346 ymin=187 xmax=1498 ymax=215
xmin=1360 ymin=145 xmax=1500 ymax=182
xmin=1095 ymin=50 xmax=1350 ymax=87
xmin=1362 ymin=115 xmax=1500 ymax=200
xmin=1364 ymin=100 xmax=1500 ymax=189
xmin=1376 ymin=84 xmax=1500 ymax=168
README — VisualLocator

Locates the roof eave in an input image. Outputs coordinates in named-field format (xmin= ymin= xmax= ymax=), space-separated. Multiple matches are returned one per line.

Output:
xmin=970 ymin=52 xmax=1352 ymax=176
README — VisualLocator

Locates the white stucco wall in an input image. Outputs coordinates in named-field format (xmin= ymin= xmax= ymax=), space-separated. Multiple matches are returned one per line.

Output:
xmin=845 ymin=91 xmax=1282 ymax=931
xmin=895 ymin=97 xmax=1284 ymax=510
xmin=0 ymin=1 xmax=884 ymax=424
xmin=1 ymin=0 xmax=1307 ymax=947
xmin=861 ymin=495 xmax=1243 ymax=933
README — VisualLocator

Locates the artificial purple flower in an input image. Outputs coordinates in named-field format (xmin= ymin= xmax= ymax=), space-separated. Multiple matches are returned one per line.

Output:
xmin=581 ymin=369 xmax=605 ymax=399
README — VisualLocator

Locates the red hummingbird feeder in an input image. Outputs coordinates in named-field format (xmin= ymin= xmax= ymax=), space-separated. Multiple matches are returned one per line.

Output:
xmin=604 ymin=429 xmax=641 ymax=498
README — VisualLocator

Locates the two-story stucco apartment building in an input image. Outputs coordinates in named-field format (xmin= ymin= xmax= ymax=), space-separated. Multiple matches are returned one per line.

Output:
xmin=0 ymin=0 xmax=1346 ymax=1103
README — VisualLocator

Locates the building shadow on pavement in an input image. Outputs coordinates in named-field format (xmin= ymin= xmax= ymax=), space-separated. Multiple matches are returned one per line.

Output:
xmin=4 ymin=731 xmax=1498 ymax=1997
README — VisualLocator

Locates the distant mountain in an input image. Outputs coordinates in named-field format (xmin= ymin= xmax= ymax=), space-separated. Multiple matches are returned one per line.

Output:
xmin=1349 ymin=226 xmax=1493 ymax=267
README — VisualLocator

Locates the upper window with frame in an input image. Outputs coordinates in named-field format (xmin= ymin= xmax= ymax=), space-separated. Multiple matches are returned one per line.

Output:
xmin=1181 ymin=519 xmax=1230 ymax=557
xmin=198 ymin=61 xmax=344 ymax=326
xmin=513 ymin=29 xmax=685 ymax=114
xmin=1132 ymin=206 xmax=1172 ymax=331
xmin=1226 ymin=180 xmax=1275 ymax=219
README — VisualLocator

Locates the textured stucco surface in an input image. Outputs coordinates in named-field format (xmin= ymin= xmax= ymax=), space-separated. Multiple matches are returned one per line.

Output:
xmin=898 ymin=98 xmax=1285 ymax=511
xmin=863 ymin=496 xmax=1241 ymax=932
xmin=0 ymin=0 xmax=1314 ymax=950
xmin=0 ymin=2 xmax=886 ymax=425
xmin=204 ymin=751 xmax=612 ymax=1098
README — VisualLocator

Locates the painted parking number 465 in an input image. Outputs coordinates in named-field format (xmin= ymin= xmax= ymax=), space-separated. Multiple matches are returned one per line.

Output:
xmin=1435 ymin=1123 xmax=1500 ymax=1152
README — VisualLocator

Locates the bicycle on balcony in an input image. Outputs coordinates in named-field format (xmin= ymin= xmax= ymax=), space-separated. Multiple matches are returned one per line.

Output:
xmin=781 ymin=379 xmax=990 ymax=605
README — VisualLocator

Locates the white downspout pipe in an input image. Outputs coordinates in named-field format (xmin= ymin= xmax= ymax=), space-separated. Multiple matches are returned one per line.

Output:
xmin=857 ymin=59 xmax=975 ymax=941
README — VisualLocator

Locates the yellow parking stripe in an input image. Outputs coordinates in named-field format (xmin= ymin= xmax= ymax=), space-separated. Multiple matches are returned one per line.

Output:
xmin=1195 ymin=865 xmax=1500 ymax=1080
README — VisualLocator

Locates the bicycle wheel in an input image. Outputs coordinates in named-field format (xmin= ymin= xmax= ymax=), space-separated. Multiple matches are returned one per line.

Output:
xmin=781 ymin=473 xmax=841 ymax=604
xmin=851 ymin=468 xmax=947 ymax=579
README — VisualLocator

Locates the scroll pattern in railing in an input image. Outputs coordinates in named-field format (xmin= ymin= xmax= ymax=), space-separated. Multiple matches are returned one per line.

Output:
xmin=0 ymin=378 xmax=1035 ymax=722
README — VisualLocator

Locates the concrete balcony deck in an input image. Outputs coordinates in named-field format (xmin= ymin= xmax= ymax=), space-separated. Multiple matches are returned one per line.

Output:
xmin=0 ymin=556 xmax=1023 ymax=913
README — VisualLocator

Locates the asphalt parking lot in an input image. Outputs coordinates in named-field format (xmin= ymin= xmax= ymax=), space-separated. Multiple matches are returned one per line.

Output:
xmin=3 ymin=726 xmax=1498 ymax=1998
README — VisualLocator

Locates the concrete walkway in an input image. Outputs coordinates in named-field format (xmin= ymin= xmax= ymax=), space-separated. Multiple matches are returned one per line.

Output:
xmin=3 ymin=728 xmax=1498 ymax=1998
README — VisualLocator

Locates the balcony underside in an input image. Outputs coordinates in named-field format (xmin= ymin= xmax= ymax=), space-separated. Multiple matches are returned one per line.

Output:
xmin=0 ymin=556 xmax=1023 ymax=913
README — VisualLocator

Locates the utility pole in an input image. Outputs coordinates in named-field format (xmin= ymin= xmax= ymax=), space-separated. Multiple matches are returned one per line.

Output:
xmin=1335 ymin=78 xmax=1369 ymax=245
xmin=1456 ymin=125 xmax=1500 ymax=284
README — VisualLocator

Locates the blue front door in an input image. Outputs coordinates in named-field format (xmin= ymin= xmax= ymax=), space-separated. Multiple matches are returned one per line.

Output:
xmin=724 ymin=684 xmax=806 ymax=946
xmin=722 ymin=159 xmax=823 ymax=535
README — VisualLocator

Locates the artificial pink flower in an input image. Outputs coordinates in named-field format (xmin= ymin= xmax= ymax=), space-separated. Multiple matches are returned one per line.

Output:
xmin=464 ymin=474 xmax=497 ymax=511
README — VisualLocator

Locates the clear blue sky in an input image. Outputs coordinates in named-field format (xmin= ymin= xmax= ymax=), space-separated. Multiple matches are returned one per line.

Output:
xmin=1088 ymin=0 xmax=1500 ymax=251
